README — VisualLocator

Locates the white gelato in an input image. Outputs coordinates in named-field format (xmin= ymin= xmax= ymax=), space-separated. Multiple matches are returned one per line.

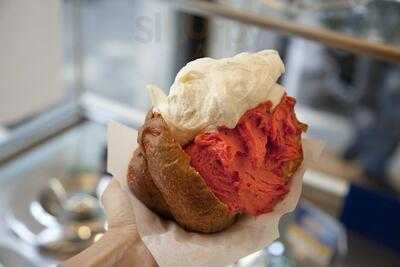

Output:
xmin=147 ymin=50 xmax=286 ymax=144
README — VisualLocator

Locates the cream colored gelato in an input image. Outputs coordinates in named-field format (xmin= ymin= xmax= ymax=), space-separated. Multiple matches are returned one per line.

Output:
xmin=147 ymin=50 xmax=286 ymax=144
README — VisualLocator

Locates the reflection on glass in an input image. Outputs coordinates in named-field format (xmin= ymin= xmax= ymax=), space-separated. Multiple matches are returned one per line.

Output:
xmin=65 ymin=0 xmax=177 ymax=109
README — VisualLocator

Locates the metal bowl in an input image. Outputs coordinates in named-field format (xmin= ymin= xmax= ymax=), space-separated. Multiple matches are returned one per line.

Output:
xmin=8 ymin=173 xmax=110 ymax=258
xmin=33 ymin=174 xmax=105 ymax=226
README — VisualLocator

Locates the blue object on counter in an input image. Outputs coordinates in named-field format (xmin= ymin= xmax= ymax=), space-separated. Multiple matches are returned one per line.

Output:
xmin=286 ymin=200 xmax=347 ymax=266
xmin=295 ymin=201 xmax=346 ymax=251
xmin=340 ymin=184 xmax=400 ymax=252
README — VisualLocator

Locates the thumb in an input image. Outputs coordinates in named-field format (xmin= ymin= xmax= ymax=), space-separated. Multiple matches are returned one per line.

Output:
xmin=101 ymin=178 xmax=136 ymax=228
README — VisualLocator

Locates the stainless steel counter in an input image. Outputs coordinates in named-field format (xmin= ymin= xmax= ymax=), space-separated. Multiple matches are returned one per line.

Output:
xmin=0 ymin=121 xmax=106 ymax=266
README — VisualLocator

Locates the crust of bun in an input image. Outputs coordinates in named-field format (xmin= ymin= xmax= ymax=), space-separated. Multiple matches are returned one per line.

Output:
xmin=127 ymin=148 xmax=173 ymax=219
xmin=133 ymin=112 xmax=236 ymax=233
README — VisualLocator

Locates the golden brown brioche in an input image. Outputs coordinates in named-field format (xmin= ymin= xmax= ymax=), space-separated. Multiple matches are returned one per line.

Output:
xmin=127 ymin=148 xmax=172 ymax=219
xmin=128 ymin=112 xmax=236 ymax=233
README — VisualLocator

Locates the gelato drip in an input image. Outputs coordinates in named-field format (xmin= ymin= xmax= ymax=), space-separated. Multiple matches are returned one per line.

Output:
xmin=184 ymin=96 xmax=307 ymax=216
xmin=148 ymin=50 xmax=285 ymax=144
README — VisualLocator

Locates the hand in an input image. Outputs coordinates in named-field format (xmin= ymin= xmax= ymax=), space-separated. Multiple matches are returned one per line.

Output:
xmin=61 ymin=179 xmax=157 ymax=267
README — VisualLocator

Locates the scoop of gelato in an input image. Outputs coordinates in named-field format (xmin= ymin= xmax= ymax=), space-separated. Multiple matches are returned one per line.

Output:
xmin=184 ymin=96 xmax=307 ymax=216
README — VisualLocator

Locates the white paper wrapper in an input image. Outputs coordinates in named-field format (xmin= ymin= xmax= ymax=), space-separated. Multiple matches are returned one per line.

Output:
xmin=107 ymin=121 xmax=323 ymax=267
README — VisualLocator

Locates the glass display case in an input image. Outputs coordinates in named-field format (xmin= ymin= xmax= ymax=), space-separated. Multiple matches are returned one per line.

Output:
xmin=1 ymin=0 xmax=399 ymax=266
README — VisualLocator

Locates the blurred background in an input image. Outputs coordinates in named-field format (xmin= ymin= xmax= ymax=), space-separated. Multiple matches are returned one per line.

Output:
xmin=0 ymin=0 xmax=400 ymax=266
